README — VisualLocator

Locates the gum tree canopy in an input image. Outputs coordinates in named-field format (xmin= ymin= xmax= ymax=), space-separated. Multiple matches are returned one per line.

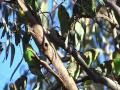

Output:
xmin=0 ymin=0 xmax=120 ymax=90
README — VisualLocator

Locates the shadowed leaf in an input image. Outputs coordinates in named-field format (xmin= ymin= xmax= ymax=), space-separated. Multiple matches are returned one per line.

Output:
xmin=10 ymin=43 xmax=15 ymax=67
xmin=1 ymin=27 xmax=6 ymax=38
xmin=84 ymin=48 xmax=101 ymax=67
xmin=10 ymin=57 xmax=23 ymax=80
xmin=0 ymin=41 xmax=3 ymax=54
xmin=58 ymin=5 xmax=70 ymax=37
xmin=113 ymin=51 xmax=120 ymax=76
xmin=6 ymin=41 xmax=10 ymax=60
xmin=15 ymin=75 xmax=27 ymax=90
xmin=67 ymin=56 xmax=80 ymax=80
xmin=15 ymin=29 xmax=21 ymax=46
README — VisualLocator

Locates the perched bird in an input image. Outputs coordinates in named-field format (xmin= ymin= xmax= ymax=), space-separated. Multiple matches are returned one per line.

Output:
xmin=24 ymin=44 xmax=40 ymax=73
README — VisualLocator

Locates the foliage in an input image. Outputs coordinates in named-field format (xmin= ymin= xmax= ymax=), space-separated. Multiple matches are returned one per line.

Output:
xmin=0 ymin=0 xmax=120 ymax=90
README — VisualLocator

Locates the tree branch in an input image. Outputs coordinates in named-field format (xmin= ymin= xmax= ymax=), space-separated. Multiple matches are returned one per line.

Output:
xmin=17 ymin=0 xmax=78 ymax=90
xmin=46 ymin=29 xmax=120 ymax=90
xmin=32 ymin=48 xmax=64 ymax=86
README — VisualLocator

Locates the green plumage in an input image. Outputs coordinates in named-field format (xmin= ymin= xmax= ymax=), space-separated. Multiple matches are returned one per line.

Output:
xmin=24 ymin=45 xmax=39 ymax=67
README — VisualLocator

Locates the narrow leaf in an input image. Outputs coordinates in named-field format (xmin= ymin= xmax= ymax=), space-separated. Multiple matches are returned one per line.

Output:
xmin=0 ymin=41 xmax=3 ymax=54
xmin=84 ymin=51 xmax=93 ymax=67
xmin=40 ymin=0 xmax=48 ymax=28
xmin=1 ymin=27 xmax=6 ymax=38
xmin=58 ymin=5 xmax=70 ymax=37
xmin=10 ymin=57 xmax=23 ymax=80
xmin=113 ymin=51 xmax=120 ymax=76
xmin=84 ymin=48 xmax=101 ymax=67
xmin=92 ymin=0 xmax=96 ymax=12
xmin=10 ymin=43 xmax=15 ymax=67
xmin=15 ymin=30 xmax=21 ymax=46
xmin=6 ymin=40 xmax=10 ymax=60
xmin=15 ymin=75 xmax=27 ymax=90
xmin=67 ymin=56 xmax=80 ymax=80
xmin=75 ymin=20 xmax=84 ymax=41
xmin=35 ymin=0 xmax=41 ymax=11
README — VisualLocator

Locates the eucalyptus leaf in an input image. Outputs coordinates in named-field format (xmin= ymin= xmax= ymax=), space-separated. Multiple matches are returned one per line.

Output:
xmin=76 ymin=0 xmax=96 ymax=17
xmin=35 ymin=0 xmax=41 ymax=12
xmin=113 ymin=51 xmax=120 ymax=76
xmin=14 ymin=26 xmax=21 ymax=46
xmin=40 ymin=0 xmax=48 ymax=29
xmin=6 ymin=40 xmax=10 ymax=60
xmin=84 ymin=48 xmax=101 ymax=67
xmin=65 ymin=34 xmax=69 ymax=48
xmin=74 ymin=19 xmax=85 ymax=50
xmin=67 ymin=56 xmax=80 ymax=80
xmin=15 ymin=75 xmax=27 ymax=90
xmin=0 ymin=41 xmax=3 ymax=54
xmin=84 ymin=51 xmax=93 ymax=67
xmin=1 ymin=27 xmax=6 ymax=38
xmin=75 ymin=20 xmax=84 ymax=41
xmin=10 ymin=43 xmax=15 ymax=67
xmin=92 ymin=0 xmax=97 ymax=12
xmin=75 ymin=33 xmax=80 ymax=51
xmin=58 ymin=5 xmax=70 ymax=37
xmin=10 ymin=57 xmax=24 ymax=80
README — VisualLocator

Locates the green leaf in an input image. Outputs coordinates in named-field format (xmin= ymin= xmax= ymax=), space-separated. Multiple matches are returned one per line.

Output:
xmin=75 ymin=20 xmax=84 ymax=41
xmin=35 ymin=0 xmax=41 ymax=12
xmin=10 ymin=43 xmax=15 ymax=67
xmin=84 ymin=51 xmax=93 ymax=67
xmin=74 ymin=33 xmax=80 ymax=51
xmin=67 ymin=56 xmax=80 ymax=80
xmin=58 ymin=5 xmax=70 ymax=37
xmin=40 ymin=1 xmax=48 ymax=28
xmin=92 ymin=0 xmax=96 ymax=12
xmin=74 ymin=19 xmax=85 ymax=50
xmin=113 ymin=51 xmax=120 ymax=76
xmin=26 ymin=0 xmax=32 ymax=6
xmin=84 ymin=48 xmax=101 ymax=67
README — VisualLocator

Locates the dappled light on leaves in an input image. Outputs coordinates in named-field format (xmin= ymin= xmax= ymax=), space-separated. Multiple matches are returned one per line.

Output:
xmin=1 ymin=0 xmax=120 ymax=90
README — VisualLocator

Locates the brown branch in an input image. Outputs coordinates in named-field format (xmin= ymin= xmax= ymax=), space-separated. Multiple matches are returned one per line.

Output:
xmin=17 ymin=0 xmax=78 ymax=90
xmin=31 ymin=48 xmax=64 ymax=86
